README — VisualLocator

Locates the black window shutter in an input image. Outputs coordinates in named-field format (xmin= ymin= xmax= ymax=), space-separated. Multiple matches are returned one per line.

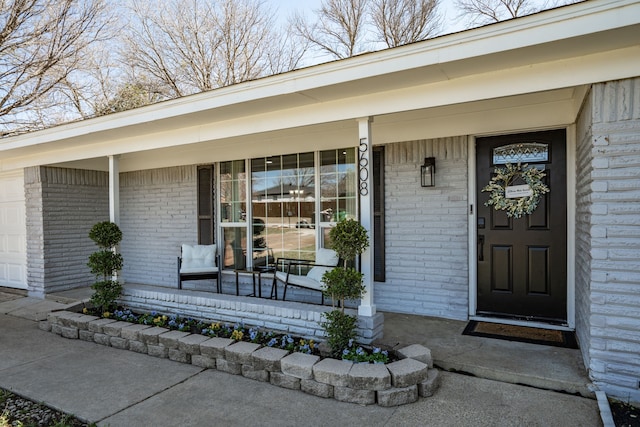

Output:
xmin=197 ymin=165 xmax=215 ymax=245
xmin=373 ymin=147 xmax=385 ymax=282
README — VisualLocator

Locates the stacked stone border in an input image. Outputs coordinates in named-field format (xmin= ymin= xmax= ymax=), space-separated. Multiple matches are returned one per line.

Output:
xmin=42 ymin=311 xmax=440 ymax=407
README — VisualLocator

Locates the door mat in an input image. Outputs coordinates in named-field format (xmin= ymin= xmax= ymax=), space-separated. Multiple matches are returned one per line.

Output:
xmin=462 ymin=321 xmax=578 ymax=349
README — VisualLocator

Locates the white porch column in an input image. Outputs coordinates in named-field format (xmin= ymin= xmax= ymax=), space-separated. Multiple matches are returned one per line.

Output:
xmin=357 ymin=117 xmax=376 ymax=317
xmin=109 ymin=155 xmax=120 ymax=224
xmin=109 ymin=155 xmax=121 ymax=282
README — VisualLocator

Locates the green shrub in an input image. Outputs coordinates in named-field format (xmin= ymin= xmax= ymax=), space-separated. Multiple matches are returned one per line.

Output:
xmin=320 ymin=218 xmax=369 ymax=356
xmin=88 ymin=221 xmax=123 ymax=249
xmin=321 ymin=267 xmax=364 ymax=309
xmin=320 ymin=310 xmax=358 ymax=358
xmin=87 ymin=222 xmax=123 ymax=313
xmin=88 ymin=250 xmax=123 ymax=281
xmin=328 ymin=218 xmax=369 ymax=269
xmin=90 ymin=280 xmax=123 ymax=314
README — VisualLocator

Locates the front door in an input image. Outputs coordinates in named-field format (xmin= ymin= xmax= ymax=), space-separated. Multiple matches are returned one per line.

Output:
xmin=476 ymin=129 xmax=567 ymax=323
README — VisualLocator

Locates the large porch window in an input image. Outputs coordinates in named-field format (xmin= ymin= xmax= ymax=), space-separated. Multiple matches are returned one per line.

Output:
xmin=218 ymin=149 xmax=356 ymax=271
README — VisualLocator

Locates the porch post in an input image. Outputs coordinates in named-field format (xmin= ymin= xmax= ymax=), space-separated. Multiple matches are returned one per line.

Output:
xmin=109 ymin=155 xmax=121 ymax=282
xmin=357 ymin=117 xmax=376 ymax=317
xmin=108 ymin=155 xmax=120 ymax=224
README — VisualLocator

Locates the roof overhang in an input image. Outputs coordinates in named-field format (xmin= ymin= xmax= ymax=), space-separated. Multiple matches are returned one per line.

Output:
xmin=1 ymin=0 xmax=639 ymax=172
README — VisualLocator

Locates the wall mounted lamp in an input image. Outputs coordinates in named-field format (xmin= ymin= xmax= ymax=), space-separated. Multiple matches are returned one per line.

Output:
xmin=421 ymin=157 xmax=436 ymax=187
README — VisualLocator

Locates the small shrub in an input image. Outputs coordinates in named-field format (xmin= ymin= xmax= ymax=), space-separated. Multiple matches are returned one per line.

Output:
xmin=320 ymin=218 xmax=369 ymax=356
xmin=88 ymin=250 xmax=123 ymax=280
xmin=90 ymin=280 xmax=122 ymax=314
xmin=320 ymin=310 xmax=358 ymax=358
xmin=87 ymin=221 xmax=123 ymax=313
xmin=328 ymin=218 xmax=369 ymax=269
xmin=321 ymin=267 xmax=365 ymax=309
xmin=88 ymin=221 xmax=122 ymax=249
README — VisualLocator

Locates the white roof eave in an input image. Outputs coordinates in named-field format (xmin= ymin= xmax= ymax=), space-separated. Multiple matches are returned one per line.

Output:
xmin=0 ymin=0 xmax=639 ymax=156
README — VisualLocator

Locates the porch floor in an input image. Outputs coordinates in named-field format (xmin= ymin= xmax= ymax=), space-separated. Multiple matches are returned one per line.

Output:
xmin=373 ymin=312 xmax=593 ymax=398
xmin=47 ymin=285 xmax=594 ymax=399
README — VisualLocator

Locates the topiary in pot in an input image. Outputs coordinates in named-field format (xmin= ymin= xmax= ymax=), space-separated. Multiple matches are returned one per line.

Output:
xmin=320 ymin=218 xmax=369 ymax=357
xmin=87 ymin=221 xmax=123 ymax=314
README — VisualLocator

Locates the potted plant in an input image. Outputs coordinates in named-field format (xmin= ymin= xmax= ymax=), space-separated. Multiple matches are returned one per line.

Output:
xmin=87 ymin=221 xmax=124 ymax=314
xmin=320 ymin=218 xmax=369 ymax=357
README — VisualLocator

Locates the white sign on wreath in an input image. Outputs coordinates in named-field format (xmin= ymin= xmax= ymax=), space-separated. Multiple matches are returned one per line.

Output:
xmin=482 ymin=163 xmax=549 ymax=218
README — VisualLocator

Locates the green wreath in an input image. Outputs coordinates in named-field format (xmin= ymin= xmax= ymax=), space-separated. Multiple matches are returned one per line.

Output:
xmin=482 ymin=163 xmax=549 ymax=218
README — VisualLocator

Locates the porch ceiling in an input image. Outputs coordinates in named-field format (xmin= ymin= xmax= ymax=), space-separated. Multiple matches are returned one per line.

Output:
xmin=49 ymin=85 xmax=588 ymax=172
xmin=0 ymin=0 xmax=638 ymax=172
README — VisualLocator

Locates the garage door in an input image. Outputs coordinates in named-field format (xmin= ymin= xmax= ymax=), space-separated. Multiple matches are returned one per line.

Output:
xmin=0 ymin=171 xmax=27 ymax=289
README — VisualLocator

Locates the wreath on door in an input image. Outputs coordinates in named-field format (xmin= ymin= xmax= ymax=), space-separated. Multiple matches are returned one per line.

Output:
xmin=482 ymin=163 xmax=549 ymax=218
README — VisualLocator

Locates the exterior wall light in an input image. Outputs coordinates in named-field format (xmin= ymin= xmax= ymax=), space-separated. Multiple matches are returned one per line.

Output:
xmin=421 ymin=157 xmax=436 ymax=187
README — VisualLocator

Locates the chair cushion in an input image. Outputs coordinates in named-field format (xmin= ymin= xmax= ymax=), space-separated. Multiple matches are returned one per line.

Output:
xmin=276 ymin=271 xmax=324 ymax=291
xmin=315 ymin=248 xmax=339 ymax=266
xmin=306 ymin=266 xmax=331 ymax=283
xmin=306 ymin=248 xmax=338 ymax=282
xmin=181 ymin=244 xmax=216 ymax=272
xmin=180 ymin=266 xmax=219 ymax=274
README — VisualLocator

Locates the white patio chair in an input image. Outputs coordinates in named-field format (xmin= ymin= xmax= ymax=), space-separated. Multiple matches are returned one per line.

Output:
xmin=271 ymin=248 xmax=339 ymax=304
xmin=177 ymin=244 xmax=221 ymax=292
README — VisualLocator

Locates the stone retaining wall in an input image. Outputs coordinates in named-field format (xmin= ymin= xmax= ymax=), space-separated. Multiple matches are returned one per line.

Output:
xmin=43 ymin=311 xmax=440 ymax=407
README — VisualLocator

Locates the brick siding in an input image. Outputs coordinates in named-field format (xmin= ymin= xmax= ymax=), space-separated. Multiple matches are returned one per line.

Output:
xmin=375 ymin=137 xmax=469 ymax=320
xmin=24 ymin=166 xmax=109 ymax=296
xmin=575 ymin=86 xmax=594 ymax=365
xmin=581 ymin=78 xmax=640 ymax=404
xmin=119 ymin=166 xmax=198 ymax=287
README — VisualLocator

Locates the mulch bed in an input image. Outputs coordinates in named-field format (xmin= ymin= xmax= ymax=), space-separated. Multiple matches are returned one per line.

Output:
xmin=0 ymin=388 xmax=90 ymax=427
xmin=611 ymin=399 xmax=640 ymax=427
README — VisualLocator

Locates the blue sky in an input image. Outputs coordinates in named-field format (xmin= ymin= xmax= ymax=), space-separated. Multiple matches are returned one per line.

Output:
xmin=275 ymin=0 xmax=468 ymax=33
xmin=273 ymin=0 xmax=562 ymax=35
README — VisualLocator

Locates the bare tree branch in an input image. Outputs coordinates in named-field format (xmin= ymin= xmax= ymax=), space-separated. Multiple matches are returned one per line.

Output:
xmin=0 ymin=0 xmax=111 ymax=135
xmin=292 ymin=0 xmax=371 ymax=60
xmin=371 ymin=0 xmax=442 ymax=48
xmin=123 ymin=0 xmax=302 ymax=99
xmin=454 ymin=0 xmax=569 ymax=27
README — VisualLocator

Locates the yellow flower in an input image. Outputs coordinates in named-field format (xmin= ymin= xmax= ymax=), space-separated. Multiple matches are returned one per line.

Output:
xmin=162 ymin=315 xmax=168 ymax=321
xmin=309 ymin=340 xmax=315 ymax=349
xmin=103 ymin=312 xmax=110 ymax=318
xmin=82 ymin=307 xmax=88 ymax=314
xmin=230 ymin=330 xmax=243 ymax=341
xmin=211 ymin=322 xmax=220 ymax=330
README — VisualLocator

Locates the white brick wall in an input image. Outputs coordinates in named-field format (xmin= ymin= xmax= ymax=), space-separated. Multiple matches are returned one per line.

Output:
xmin=575 ymin=87 xmax=594 ymax=365
xmin=584 ymin=78 xmax=640 ymax=404
xmin=375 ymin=137 xmax=469 ymax=320
xmin=120 ymin=283 xmax=385 ymax=342
xmin=119 ymin=166 xmax=198 ymax=287
xmin=25 ymin=167 xmax=109 ymax=296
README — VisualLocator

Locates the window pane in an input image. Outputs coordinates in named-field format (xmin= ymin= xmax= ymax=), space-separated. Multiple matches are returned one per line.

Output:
xmin=251 ymin=153 xmax=316 ymax=263
xmin=220 ymin=160 xmax=246 ymax=222
xmin=220 ymin=149 xmax=358 ymax=270
xmin=319 ymin=148 xmax=356 ymax=221
xmin=223 ymin=227 xmax=247 ymax=269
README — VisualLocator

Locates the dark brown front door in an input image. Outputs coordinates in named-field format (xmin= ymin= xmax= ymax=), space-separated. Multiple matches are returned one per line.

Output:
xmin=476 ymin=129 xmax=567 ymax=323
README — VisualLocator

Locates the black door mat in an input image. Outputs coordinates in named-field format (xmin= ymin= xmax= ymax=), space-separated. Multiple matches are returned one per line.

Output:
xmin=462 ymin=321 xmax=579 ymax=349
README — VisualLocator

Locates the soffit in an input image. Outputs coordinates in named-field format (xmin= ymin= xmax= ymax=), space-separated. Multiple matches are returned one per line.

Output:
xmin=0 ymin=0 xmax=638 ymax=169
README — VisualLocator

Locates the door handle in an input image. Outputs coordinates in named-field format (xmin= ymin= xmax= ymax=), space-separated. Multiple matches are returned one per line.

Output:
xmin=478 ymin=235 xmax=485 ymax=262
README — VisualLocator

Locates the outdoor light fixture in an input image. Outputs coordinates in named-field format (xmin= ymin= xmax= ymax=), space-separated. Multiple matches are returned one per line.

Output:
xmin=421 ymin=157 xmax=436 ymax=187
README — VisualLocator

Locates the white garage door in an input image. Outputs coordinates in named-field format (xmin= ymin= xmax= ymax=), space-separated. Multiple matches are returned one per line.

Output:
xmin=0 ymin=171 xmax=27 ymax=289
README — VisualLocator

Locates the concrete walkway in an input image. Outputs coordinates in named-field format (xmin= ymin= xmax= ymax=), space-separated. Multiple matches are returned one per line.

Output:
xmin=0 ymin=291 xmax=603 ymax=426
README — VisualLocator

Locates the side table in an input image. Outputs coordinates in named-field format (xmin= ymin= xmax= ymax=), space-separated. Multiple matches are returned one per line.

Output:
xmin=234 ymin=266 xmax=275 ymax=298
